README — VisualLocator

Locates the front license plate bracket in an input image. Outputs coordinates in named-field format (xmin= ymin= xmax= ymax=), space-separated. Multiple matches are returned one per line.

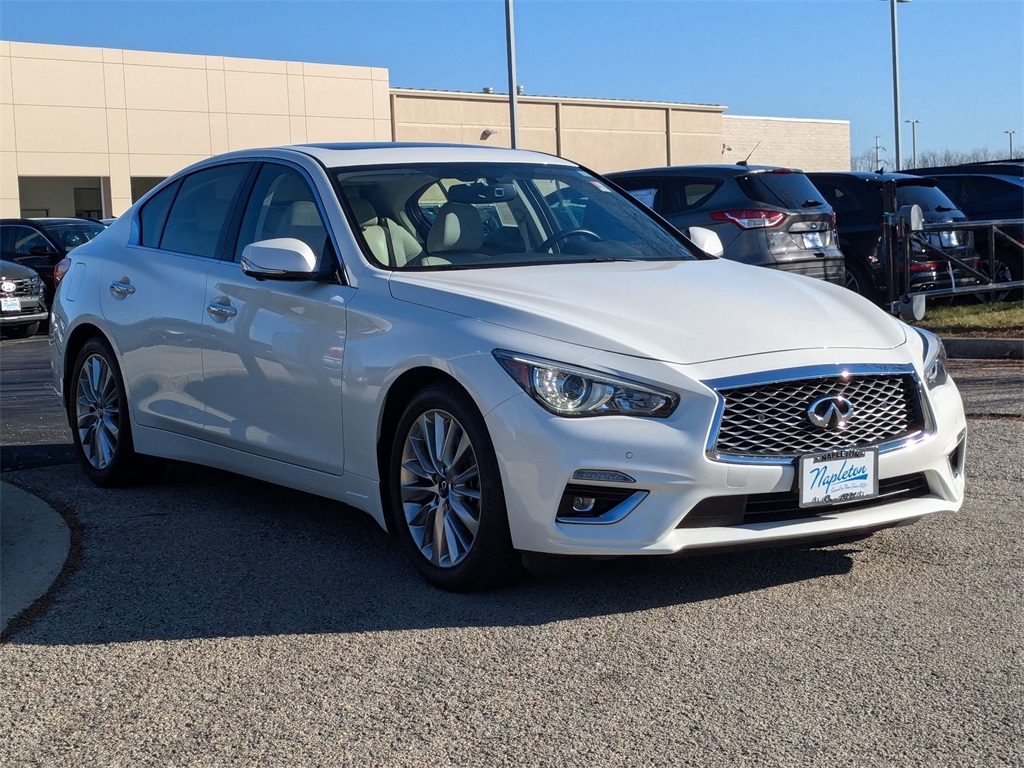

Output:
xmin=799 ymin=448 xmax=879 ymax=509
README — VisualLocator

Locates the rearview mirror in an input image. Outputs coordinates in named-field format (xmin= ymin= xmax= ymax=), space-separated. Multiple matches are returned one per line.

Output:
xmin=241 ymin=238 xmax=318 ymax=281
xmin=447 ymin=181 xmax=518 ymax=204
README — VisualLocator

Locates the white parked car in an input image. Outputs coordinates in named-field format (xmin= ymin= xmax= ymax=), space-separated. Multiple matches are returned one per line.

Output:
xmin=50 ymin=143 xmax=966 ymax=590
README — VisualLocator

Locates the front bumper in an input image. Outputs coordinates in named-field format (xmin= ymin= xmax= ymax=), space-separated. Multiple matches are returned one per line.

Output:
xmin=0 ymin=303 xmax=48 ymax=326
xmin=485 ymin=356 xmax=966 ymax=557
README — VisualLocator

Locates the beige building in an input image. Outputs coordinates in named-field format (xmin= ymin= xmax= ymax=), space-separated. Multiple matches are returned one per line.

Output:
xmin=1 ymin=40 xmax=850 ymax=218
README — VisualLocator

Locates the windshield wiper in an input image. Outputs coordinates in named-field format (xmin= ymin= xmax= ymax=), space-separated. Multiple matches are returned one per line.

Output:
xmin=801 ymin=199 xmax=824 ymax=208
xmin=934 ymin=205 xmax=955 ymax=212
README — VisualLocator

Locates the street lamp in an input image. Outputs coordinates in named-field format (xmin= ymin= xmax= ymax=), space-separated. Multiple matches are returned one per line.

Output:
xmin=882 ymin=0 xmax=911 ymax=171
xmin=1006 ymin=130 xmax=1016 ymax=159
xmin=905 ymin=119 xmax=921 ymax=168
xmin=505 ymin=0 xmax=519 ymax=148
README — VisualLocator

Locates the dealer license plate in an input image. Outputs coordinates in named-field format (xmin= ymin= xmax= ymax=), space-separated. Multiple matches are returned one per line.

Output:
xmin=1 ymin=297 xmax=20 ymax=312
xmin=803 ymin=232 xmax=824 ymax=249
xmin=799 ymin=448 xmax=878 ymax=508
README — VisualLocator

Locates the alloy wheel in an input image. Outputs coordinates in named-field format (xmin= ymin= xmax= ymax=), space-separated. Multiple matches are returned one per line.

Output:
xmin=399 ymin=409 xmax=481 ymax=568
xmin=75 ymin=353 xmax=121 ymax=470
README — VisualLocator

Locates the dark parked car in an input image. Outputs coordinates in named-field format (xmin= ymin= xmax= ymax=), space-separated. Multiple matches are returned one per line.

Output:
xmin=0 ymin=258 xmax=48 ymax=338
xmin=904 ymin=161 xmax=1023 ymax=286
xmin=0 ymin=218 xmax=106 ymax=302
xmin=806 ymin=172 xmax=979 ymax=298
xmin=606 ymin=164 xmax=844 ymax=284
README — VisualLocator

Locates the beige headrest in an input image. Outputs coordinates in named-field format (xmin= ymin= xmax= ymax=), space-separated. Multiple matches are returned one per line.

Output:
xmin=348 ymin=198 xmax=378 ymax=228
xmin=426 ymin=203 xmax=484 ymax=253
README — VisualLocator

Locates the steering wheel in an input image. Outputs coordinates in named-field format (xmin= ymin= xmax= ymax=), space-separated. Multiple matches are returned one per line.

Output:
xmin=535 ymin=228 xmax=601 ymax=253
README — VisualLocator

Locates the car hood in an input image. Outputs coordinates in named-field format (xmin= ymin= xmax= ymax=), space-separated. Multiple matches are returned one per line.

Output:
xmin=388 ymin=259 xmax=907 ymax=365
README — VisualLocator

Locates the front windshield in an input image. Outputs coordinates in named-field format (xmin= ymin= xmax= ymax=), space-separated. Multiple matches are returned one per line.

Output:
xmin=40 ymin=221 xmax=105 ymax=251
xmin=333 ymin=162 xmax=697 ymax=270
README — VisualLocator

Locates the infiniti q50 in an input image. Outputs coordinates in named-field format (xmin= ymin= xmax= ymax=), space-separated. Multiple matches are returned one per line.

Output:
xmin=50 ymin=143 xmax=966 ymax=590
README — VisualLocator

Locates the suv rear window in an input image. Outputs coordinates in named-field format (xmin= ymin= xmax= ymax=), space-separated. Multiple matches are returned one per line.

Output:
xmin=897 ymin=184 xmax=960 ymax=213
xmin=737 ymin=171 xmax=825 ymax=210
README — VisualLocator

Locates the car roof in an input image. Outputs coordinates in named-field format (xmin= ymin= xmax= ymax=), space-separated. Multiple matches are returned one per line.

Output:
xmin=0 ymin=218 xmax=104 ymax=226
xmin=807 ymin=171 xmax=936 ymax=186
xmin=905 ymin=160 xmax=1023 ymax=177
xmin=606 ymin=164 xmax=803 ymax=178
xmin=226 ymin=142 xmax=577 ymax=169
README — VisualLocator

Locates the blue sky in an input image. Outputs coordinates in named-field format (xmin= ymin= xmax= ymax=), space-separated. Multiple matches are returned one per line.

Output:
xmin=1 ymin=0 xmax=1020 ymax=164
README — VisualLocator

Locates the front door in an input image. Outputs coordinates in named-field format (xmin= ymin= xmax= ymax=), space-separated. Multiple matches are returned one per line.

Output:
xmin=200 ymin=162 xmax=350 ymax=475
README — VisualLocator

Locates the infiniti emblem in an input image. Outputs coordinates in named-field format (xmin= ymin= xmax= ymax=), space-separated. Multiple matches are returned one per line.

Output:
xmin=807 ymin=395 xmax=854 ymax=430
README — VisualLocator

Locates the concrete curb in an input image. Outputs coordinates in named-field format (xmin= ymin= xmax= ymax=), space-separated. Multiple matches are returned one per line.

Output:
xmin=942 ymin=337 xmax=1023 ymax=360
xmin=1 ymin=482 xmax=70 ymax=632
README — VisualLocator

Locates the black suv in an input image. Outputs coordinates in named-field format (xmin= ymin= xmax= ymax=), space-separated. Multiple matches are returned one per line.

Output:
xmin=904 ymin=161 xmax=1023 ymax=286
xmin=0 ymin=218 xmax=106 ymax=303
xmin=806 ymin=172 xmax=978 ymax=298
xmin=605 ymin=165 xmax=844 ymax=284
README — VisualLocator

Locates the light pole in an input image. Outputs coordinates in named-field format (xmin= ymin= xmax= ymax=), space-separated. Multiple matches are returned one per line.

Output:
xmin=905 ymin=119 xmax=920 ymax=168
xmin=1006 ymin=130 xmax=1016 ymax=159
xmin=882 ymin=0 xmax=911 ymax=171
xmin=505 ymin=0 xmax=519 ymax=149
xmin=874 ymin=135 xmax=887 ymax=171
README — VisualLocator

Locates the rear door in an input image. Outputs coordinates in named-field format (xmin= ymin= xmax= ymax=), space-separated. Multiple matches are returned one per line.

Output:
xmin=100 ymin=162 xmax=251 ymax=438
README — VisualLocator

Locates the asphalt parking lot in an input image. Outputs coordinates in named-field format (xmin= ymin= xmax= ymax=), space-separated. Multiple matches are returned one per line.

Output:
xmin=1 ymin=334 xmax=1022 ymax=766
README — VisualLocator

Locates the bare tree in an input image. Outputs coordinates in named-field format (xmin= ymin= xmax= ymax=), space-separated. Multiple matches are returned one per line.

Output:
xmin=852 ymin=146 xmax=1005 ymax=171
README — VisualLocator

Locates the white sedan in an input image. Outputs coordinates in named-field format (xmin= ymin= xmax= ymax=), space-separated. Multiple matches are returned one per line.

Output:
xmin=49 ymin=143 xmax=966 ymax=590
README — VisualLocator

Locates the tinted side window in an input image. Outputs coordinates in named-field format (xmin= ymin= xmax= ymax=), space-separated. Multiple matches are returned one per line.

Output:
xmin=139 ymin=181 xmax=180 ymax=248
xmin=235 ymin=164 xmax=329 ymax=261
xmin=662 ymin=179 xmax=721 ymax=214
xmin=161 ymin=164 xmax=248 ymax=258
xmin=963 ymin=176 xmax=1019 ymax=204
xmin=2 ymin=225 xmax=51 ymax=255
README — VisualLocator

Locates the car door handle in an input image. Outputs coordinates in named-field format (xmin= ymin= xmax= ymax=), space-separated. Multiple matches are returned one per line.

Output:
xmin=109 ymin=279 xmax=135 ymax=298
xmin=206 ymin=300 xmax=237 ymax=320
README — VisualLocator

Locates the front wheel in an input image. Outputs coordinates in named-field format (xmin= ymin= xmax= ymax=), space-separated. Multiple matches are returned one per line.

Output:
xmin=388 ymin=386 xmax=521 ymax=591
xmin=3 ymin=321 xmax=40 ymax=339
xmin=70 ymin=337 xmax=162 ymax=487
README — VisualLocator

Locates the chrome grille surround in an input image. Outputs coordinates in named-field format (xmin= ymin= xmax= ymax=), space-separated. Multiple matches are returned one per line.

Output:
xmin=704 ymin=364 xmax=933 ymax=465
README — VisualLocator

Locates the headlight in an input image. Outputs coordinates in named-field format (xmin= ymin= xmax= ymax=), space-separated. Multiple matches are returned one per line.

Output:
xmin=915 ymin=328 xmax=948 ymax=388
xmin=493 ymin=350 xmax=678 ymax=418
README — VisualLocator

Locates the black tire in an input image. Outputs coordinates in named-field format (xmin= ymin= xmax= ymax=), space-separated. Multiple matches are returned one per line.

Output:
xmin=974 ymin=254 xmax=1020 ymax=303
xmin=3 ymin=322 xmax=40 ymax=339
xmin=69 ymin=337 xmax=163 ymax=487
xmin=387 ymin=385 xmax=522 ymax=591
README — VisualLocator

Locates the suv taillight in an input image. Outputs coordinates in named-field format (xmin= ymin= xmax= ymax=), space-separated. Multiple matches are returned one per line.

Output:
xmin=54 ymin=258 xmax=72 ymax=286
xmin=709 ymin=209 xmax=786 ymax=229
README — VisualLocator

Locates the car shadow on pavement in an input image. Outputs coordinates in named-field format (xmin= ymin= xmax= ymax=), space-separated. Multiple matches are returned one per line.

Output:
xmin=5 ymin=463 xmax=856 ymax=646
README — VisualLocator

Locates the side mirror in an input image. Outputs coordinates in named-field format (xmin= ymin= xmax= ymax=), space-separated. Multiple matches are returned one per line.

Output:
xmin=686 ymin=226 xmax=725 ymax=258
xmin=29 ymin=244 xmax=58 ymax=257
xmin=240 ymin=238 xmax=318 ymax=281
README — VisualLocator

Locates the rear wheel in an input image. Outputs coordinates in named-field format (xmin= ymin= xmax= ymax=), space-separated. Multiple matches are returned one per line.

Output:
xmin=974 ymin=255 xmax=1019 ymax=303
xmin=70 ymin=338 xmax=162 ymax=487
xmin=388 ymin=385 xmax=521 ymax=591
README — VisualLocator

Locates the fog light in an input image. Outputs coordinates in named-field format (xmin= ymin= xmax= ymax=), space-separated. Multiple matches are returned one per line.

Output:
xmin=572 ymin=496 xmax=596 ymax=514
xmin=556 ymin=484 xmax=646 ymax=524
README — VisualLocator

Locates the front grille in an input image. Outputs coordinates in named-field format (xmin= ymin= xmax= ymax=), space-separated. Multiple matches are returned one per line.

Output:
xmin=677 ymin=472 xmax=931 ymax=528
xmin=712 ymin=373 xmax=924 ymax=458
xmin=2 ymin=277 xmax=40 ymax=298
